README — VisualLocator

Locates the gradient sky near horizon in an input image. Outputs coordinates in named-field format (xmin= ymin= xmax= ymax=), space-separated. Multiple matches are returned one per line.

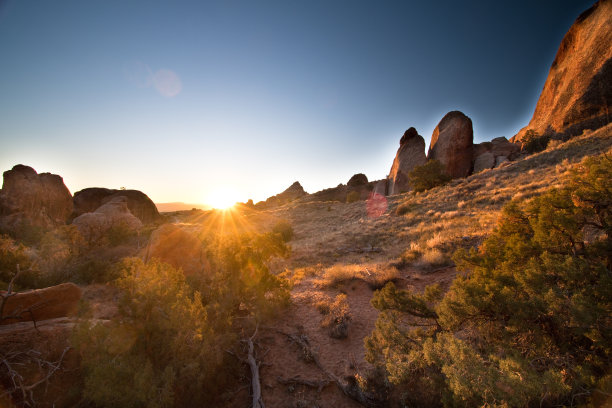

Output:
xmin=0 ymin=0 xmax=594 ymax=205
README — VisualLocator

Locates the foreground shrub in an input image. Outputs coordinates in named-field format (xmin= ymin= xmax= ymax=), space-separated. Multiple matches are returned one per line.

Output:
xmin=408 ymin=160 xmax=451 ymax=192
xmin=75 ymin=258 xmax=229 ymax=407
xmin=365 ymin=154 xmax=612 ymax=407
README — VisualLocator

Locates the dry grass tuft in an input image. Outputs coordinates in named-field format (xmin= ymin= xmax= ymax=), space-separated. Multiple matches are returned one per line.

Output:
xmin=314 ymin=263 xmax=400 ymax=289
xmin=317 ymin=293 xmax=351 ymax=339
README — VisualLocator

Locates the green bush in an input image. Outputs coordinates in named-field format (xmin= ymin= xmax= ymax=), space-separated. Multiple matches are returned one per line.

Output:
xmin=365 ymin=154 xmax=612 ymax=407
xmin=272 ymin=220 xmax=294 ymax=242
xmin=408 ymin=160 xmax=451 ymax=192
xmin=522 ymin=129 xmax=551 ymax=153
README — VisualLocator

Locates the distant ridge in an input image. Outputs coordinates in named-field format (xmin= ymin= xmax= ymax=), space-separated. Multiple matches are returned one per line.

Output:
xmin=155 ymin=202 xmax=211 ymax=212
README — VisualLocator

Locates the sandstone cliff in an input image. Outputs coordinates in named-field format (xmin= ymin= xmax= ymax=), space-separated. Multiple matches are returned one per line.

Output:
xmin=513 ymin=0 xmax=612 ymax=142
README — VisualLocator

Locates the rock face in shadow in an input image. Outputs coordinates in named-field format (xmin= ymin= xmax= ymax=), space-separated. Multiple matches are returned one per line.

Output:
xmin=512 ymin=0 xmax=612 ymax=142
xmin=428 ymin=111 xmax=473 ymax=178
xmin=1 ymin=282 xmax=82 ymax=325
xmin=472 ymin=137 xmax=521 ymax=173
xmin=347 ymin=173 xmax=368 ymax=187
xmin=72 ymin=196 xmax=143 ymax=243
xmin=72 ymin=187 xmax=160 ymax=224
xmin=0 ymin=165 xmax=73 ymax=233
xmin=387 ymin=128 xmax=427 ymax=194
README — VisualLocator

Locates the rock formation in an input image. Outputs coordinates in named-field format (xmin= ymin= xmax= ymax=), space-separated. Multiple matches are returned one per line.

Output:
xmin=72 ymin=188 xmax=160 ymax=224
xmin=347 ymin=173 xmax=368 ymax=187
xmin=0 ymin=165 xmax=73 ymax=233
xmin=72 ymin=196 xmax=142 ymax=243
xmin=472 ymin=137 xmax=521 ymax=173
xmin=257 ymin=181 xmax=308 ymax=208
xmin=1 ymin=282 xmax=82 ymax=325
xmin=512 ymin=0 xmax=612 ymax=143
xmin=387 ymin=128 xmax=427 ymax=194
xmin=428 ymin=111 xmax=473 ymax=178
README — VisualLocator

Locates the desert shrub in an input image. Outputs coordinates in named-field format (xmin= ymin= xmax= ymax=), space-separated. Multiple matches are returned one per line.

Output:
xmin=346 ymin=191 xmax=361 ymax=203
xmin=522 ymin=129 xmax=551 ymax=153
xmin=319 ymin=294 xmax=351 ymax=339
xmin=408 ymin=160 xmax=451 ymax=193
xmin=272 ymin=219 xmax=294 ymax=242
xmin=365 ymin=154 xmax=612 ymax=407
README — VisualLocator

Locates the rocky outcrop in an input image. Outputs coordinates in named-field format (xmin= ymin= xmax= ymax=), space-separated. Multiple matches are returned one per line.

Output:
xmin=146 ymin=224 xmax=209 ymax=276
xmin=257 ymin=181 xmax=308 ymax=208
xmin=1 ymin=282 xmax=82 ymax=325
xmin=513 ymin=0 xmax=612 ymax=143
xmin=428 ymin=111 xmax=473 ymax=178
xmin=72 ymin=188 xmax=160 ymax=224
xmin=472 ymin=137 xmax=521 ymax=173
xmin=72 ymin=196 xmax=142 ymax=243
xmin=347 ymin=173 xmax=368 ymax=187
xmin=388 ymin=128 xmax=427 ymax=194
xmin=0 ymin=165 xmax=73 ymax=234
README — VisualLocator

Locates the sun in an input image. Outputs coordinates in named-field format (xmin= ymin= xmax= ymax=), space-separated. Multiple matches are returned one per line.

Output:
xmin=205 ymin=187 xmax=241 ymax=210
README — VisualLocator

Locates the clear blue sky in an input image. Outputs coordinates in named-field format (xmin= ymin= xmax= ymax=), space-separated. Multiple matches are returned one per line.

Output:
xmin=0 ymin=0 xmax=594 ymax=204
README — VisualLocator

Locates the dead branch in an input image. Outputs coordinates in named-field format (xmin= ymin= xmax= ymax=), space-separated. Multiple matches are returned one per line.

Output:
xmin=0 ymin=346 xmax=71 ymax=406
xmin=246 ymin=325 xmax=265 ymax=408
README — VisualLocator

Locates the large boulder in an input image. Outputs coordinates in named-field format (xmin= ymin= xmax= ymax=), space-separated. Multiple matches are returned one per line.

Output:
xmin=347 ymin=173 xmax=368 ymax=187
xmin=512 ymin=0 xmax=612 ymax=143
xmin=145 ymin=224 xmax=209 ymax=276
xmin=72 ymin=188 xmax=160 ymax=224
xmin=1 ymin=282 xmax=82 ymax=325
xmin=0 ymin=165 xmax=73 ymax=233
xmin=387 ymin=127 xmax=427 ymax=194
xmin=72 ymin=196 xmax=142 ymax=243
xmin=472 ymin=137 xmax=521 ymax=173
xmin=428 ymin=111 xmax=474 ymax=178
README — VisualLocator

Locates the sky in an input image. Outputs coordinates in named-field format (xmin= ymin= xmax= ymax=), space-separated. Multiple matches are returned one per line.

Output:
xmin=0 ymin=0 xmax=595 ymax=206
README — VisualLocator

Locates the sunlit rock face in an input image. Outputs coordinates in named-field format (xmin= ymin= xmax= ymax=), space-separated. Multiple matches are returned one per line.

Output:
xmin=72 ymin=187 xmax=160 ymax=224
xmin=0 ymin=164 xmax=73 ymax=232
xmin=512 ymin=0 xmax=612 ymax=143
xmin=72 ymin=196 xmax=142 ymax=243
xmin=428 ymin=111 xmax=473 ymax=178
xmin=387 ymin=127 xmax=427 ymax=194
